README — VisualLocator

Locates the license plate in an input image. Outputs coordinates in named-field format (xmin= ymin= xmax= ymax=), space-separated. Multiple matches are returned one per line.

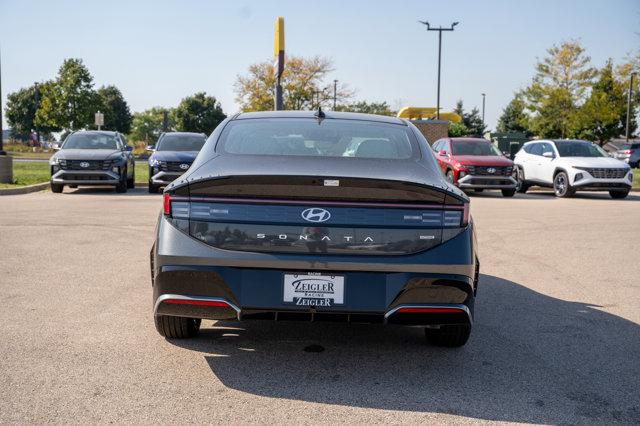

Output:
xmin=283 ymin=273 xmax=344 ymax=307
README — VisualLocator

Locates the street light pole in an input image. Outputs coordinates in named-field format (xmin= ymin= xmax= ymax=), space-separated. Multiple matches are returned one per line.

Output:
xmin=481 ymin=93 xmax=486 ymax=126
xmin=333 ymin=79 xmax=338 ymax=109
xmin=419 ymin=20 xmax=459 ymax=120
xmin=0 ymin=44 xmax=4 ymax=155
xmin=34 ymin=82 xmax=40 ymax=145
xmin=626 ymin=72 xmax=637 ymax=142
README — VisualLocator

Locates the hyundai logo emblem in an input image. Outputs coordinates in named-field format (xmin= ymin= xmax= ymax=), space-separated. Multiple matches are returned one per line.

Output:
xmin=79 ymin=161 xmax=90 ymax=168
xmin=486 ymin=167 xmax=496 ymax=174
xmin=179 ymin=163 xmax=190 ymax=170
xmin=301 ymin=208 xmax=331 ymax=223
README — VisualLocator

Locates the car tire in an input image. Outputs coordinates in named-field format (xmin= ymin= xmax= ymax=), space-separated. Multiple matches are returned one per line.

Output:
xmin=148 ymin=182 xmax=160 ymax=194
xmin=515 ymin=167 xmax=529 ymax=193
xmin=553 ymin=171 xmax=575 ymax=198
xmin=474 ymin=188 xmax=484 ymax=193
xmin=425 ymin=324 xmax=471 ymax=347
xmin=609 ymin=189 xmax=630 ymax=199
xmin=115 ymin=168 xmax=128 ymax=193
xmin=127 ymin=165 xmax=135 ymax=189
xmin=445 ymin=170 xmax=455 ymax=184
xmin=502 ymin=188 xmax=516 ymax=197
xmin=154 ymin=315 xmax=201 ymax=338
xmin=50 ymin=183 xmax=63 ymax=193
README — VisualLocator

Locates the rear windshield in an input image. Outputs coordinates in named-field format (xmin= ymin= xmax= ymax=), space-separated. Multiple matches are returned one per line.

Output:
xmin=63 ymin=133 xmax=119 ymax=150
xmin=619 ymin=143 xmax=640 ymax=150
xmin=451 ymin=140 xmax=502 ymax=156
xmin=156 ymin=134 xmax=206 ymax=151
xmin=218 ymin=118 xmax=416 ymax=159
xmin=556 ymin=141 xmax=607 ymax=157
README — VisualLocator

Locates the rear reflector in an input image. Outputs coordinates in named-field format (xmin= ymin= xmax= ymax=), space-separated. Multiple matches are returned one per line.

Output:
xmin=396 ymin=307 xmax=464 ymax=314
xmin=163 ymin=299 xmax=231 ymax=308
xmin=163 ymin=193 xmax=171 ymax=215
xmin=462 ymin=203 xmax=470 ymax=226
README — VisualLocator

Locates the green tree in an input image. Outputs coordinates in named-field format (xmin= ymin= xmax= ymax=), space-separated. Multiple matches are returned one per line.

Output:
xmin=129 ymin=107 xmax=171 ymax=143
xmin=525 ymin=41 xmax=596 ymax=138
xmin=448 ymin=121 xmax=469 ymax=137
xmin=5 ymin=82 xmax=62 ymax=139
xmin=496 ymin=93 xmax=531 ymax=135
xmin=571 ymin=60 xmax=627 ymax=145
xmin=234 ymin=55 xmax=353 ymax=111
xmin=334 ymin=100 xmax=394 ymax=116
xmin=97 ymin=85 xmax=132 ymax=133
xmin=173 ymin=92 xmax=226 ymax=134
xmin=453 ymin=100 xmax=486 ymax=135
xmin=37 ymin=58 xmax=98 ymax=130
xmin=5 ymin=85 xmax=39 ymax=138
xmin=616 ymin=53 xmax=640 ymax=138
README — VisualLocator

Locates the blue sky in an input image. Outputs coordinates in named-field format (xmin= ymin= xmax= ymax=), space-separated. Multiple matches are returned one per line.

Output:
xmin=1 ymin=0 xmax=639 ymax=129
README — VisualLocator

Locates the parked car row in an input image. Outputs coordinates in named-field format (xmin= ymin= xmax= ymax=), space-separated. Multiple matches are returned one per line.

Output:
xmin=431 ymin=137 xmax=634 ymax=199
xmin=48 ymin=131 xmax=207 ymax=193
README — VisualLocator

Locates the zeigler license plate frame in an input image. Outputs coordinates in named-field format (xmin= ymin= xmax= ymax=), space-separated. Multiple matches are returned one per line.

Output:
xmin=283 ymin=272 xmax=345 ymax=307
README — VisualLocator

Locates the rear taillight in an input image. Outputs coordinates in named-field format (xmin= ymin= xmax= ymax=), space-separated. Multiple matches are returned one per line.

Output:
xmin=163 ymin=193 xmax=171 ymax=215
xmin=163 ymin=299 xmax=230 ymax=308
xmin=622 ymin=150 xmax=632 ymax=154
xmin=462 ymin=203 xmax=470 ymax=226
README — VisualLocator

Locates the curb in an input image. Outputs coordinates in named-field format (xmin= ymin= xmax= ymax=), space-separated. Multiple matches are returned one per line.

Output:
xmin=0 ymin=182 xmax=150 ymax=195
xmin=0 ymin=182 xmax=49 ymax=196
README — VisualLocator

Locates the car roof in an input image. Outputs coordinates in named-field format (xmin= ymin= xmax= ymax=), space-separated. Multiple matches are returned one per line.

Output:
xmin=72 ymin=130 xmax=118 ymax=135
xmin=551 ymin=139 xmax=591 ymax=144
xmin=233 ymin=110 xmax=407 ymax=126
xmin=449 ymin=137 xmax=491 ymax=143
xmin=161 ymin=131 xmax=206 ymax=136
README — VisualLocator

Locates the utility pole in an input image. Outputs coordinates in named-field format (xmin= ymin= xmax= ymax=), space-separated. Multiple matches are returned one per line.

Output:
xmin=34 ymin=82 xmax=40 ymax=145
xmin=481 ymin=93 xmax=486 ymax=126
xmin=0 ymin=44 xmax=4 ymax=155
xmin=162 ymin=110 xmax=169 ymax=132
xmin=626 ymin=72 xmax=637 ymax=142
xmin=333 ymin=79 xmax=338 ymax=109
xmin=419 ymin=20 xmax=459 ymax=120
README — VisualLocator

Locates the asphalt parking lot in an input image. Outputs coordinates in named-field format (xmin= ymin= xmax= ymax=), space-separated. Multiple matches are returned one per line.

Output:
xmin=0 ymin=188 xmax=639 ymax=424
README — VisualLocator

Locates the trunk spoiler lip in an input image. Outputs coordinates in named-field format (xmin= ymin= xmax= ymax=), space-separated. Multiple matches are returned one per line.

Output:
xmin=170 ymin=195 xmax=464 ymax=210
xmin=175 ymin=174 xmax=468 ymax=204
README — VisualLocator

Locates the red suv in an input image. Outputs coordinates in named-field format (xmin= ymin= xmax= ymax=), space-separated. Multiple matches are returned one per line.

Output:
xmin=431 ymin=137 xmax=517 ymax=197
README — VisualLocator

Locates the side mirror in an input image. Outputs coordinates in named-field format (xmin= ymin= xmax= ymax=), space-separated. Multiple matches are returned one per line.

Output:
xmin=542 ymin=151 xmax=554 ymax=158
xmin=53 ymin=146 xmax=61 ymax=151
xmin=124 ymin=145 xmax=133 ymax=151
xmin=146 ymin=145 xmax=155 ymax=152
xmin=438 ymin=150 xmax=448 ymax=157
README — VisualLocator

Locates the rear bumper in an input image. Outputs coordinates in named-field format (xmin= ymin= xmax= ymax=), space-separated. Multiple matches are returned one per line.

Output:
xmin=150 ymin=170 xmax=182 ymax=185
xmin=151 ymin=214 xmax=478 ymax=326
xmin=51 ymin=169 xmax=120 ymax=185
xmin=457 ymin=174 xmax=517 ymax=189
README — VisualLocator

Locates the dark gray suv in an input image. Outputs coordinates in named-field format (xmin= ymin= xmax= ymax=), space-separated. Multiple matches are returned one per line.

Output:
xmin=49 ymin=131 xmax=135 ymax=193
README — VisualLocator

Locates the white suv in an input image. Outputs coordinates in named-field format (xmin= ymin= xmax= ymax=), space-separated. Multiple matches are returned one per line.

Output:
xmin=513 ymin=139 xmax=633 ymax=198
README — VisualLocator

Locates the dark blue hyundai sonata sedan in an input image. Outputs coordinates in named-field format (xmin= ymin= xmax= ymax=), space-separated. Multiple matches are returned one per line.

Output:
xmin=151 ymin=111 xmax=478 ymax=347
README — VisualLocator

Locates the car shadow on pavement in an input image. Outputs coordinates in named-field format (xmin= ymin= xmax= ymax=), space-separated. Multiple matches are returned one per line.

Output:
xmin=168 ymin=275 xmax=640 ymax=424
xmin=469 ymin=190 xmax=640 ymax=201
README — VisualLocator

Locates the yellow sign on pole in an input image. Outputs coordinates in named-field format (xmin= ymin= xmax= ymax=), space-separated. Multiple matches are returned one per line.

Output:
xmin=274 ymin=16 xmax=285 ymax=110
xmin=274 ymin=16 xmax=284 ymax=58
xmin=273 ymin=17 xmax=285 ymax=78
